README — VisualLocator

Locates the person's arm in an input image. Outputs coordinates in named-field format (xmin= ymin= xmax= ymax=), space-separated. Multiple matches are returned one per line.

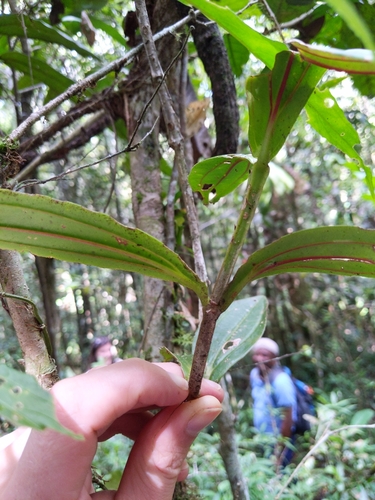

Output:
xmin=0 ymin=359 xmax=223 ymax=500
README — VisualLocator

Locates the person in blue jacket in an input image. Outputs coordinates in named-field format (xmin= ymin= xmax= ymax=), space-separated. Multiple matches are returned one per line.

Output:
xmin=250 ymin=337 xmax=297 ymax=466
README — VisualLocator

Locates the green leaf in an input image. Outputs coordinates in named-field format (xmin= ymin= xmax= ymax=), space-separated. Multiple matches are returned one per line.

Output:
xmin=247 ymin=51 xmax=325 ymax=160
xmin=223 ymin=34 xmax=249 ymax=77
xmin=63 ymin=0 xmax=108 ymax=12
xmin=188 ymin=154 xmax=252 ymax=205
xmin=324 ymin=0 xmax=375 ymax=52
xmin=0 ymin=365 xmax=81 ymax=438
xmin=0 ymin=190 xmax=208 ymax=304
xmin=222 ymin=226 xmax=375 ymax=308
xmin=0 ymin=14 xmax=97 ymax=59
xmin=350 ymin=408 xmax=375 ymax=426
xmin=62 ymin=16 xmax=128 ymax=47
xmin=292 ymin=40 xmax=375 ymax=74
xmin=0 ymin=52 xmax=75 ymax=101
xmin=159 ymin=347 xmax=193 ymax=380
xmin=193 ymin=297 xmax=267 ymax=382
xmin=306 ymin=88 xmax=374 ymax=198
xmin=178 ymin=0 xmax=286 ymax=69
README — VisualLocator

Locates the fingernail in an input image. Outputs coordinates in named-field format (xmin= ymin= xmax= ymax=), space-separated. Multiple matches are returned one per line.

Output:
xmin=168 ymin=372 xmax=189 ymax=392
xmin=186 ymin=406 xmax=222 ymax=436
xmin=201 ymin=379 xmax=222 ymax=393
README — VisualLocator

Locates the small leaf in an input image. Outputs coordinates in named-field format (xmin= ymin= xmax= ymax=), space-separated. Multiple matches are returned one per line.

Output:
xmin=193 ymin=296 xmax=268 ymax=382
xmin=0 ymin=14 xmax=97 ymax=59
xmin=306 ymin=88 xmax=374 ymax=197
xmin=188 ymin=154 xmax=252 ymax=205
xmin=292 ymin=40 xmax=375 ymax=74
xmin=185 ymin=98 xmax=210 ymax=139
xmin=0 ymin=365 xmax=81 ymax=438
xmin=223 ymin=226 xmax=375 ymax=309
xmin=350 ymin=408 xmax=375 ymax=426
xmin=160 ymin=347 xmax=193 ymax=380
xmin=223 ymin=34 xmax=249 ymax=77
xmin=0 ymin=190 xmax=208 ymax=304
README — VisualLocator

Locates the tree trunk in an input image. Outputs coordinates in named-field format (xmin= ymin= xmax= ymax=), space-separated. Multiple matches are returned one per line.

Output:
xmin=35 ymin=256 xmax=60 ymax=369
xmin=124 ymin=0 xmax=185 ymax=359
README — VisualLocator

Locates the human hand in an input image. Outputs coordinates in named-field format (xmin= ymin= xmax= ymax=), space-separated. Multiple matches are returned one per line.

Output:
xmin=0 ymin=359 xmax=223 ymax=500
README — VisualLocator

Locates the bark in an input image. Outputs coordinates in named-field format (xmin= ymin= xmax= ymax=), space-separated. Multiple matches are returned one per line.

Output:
xmin=0 ymin=250 xmax=58 ymax=389
xmin=218 ymin=378 xmax=250 ymax=500
xmin=125 ymin=75 xmax=166 ymax=360
xmin=125 ymin=0 xmax=192 ymax=359
xmin=73 ymin=280 xmax=94 ymax=371
xmin=35 ymin=257 xmax=61 ymax=368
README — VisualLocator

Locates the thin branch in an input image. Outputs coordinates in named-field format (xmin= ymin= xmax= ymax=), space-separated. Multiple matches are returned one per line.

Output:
xmin=265 ymin=6 xmax=319 ymax=34
xmin=14 ymin=118 xmax=159 ymax=191
xmin=135 ymin=0 xmax=208 ymax=284
xmin=260 ymin=0 xmax=285 ymax=43
xmin=6 ymin=10 xmax=198 ymax=145
xmin=127 ymin=27 xmax=191 ymax=151
xmin=237 ymin=0 xmax=258 ymax=16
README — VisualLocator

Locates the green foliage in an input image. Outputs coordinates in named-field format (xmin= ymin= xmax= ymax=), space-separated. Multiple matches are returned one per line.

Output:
xmin=0 ymin=189 xmax=208 ymax=303
xmin=0 ymin=364 xmax=81 ymax=438
xmin=0 ymin=14 xmax=96 ymax=58
xmin=223 ymin=226 xmax=375 ymax=307
xmin=188 ymin=154 xmax=252 ymax=205
xmin=187 ymin=394 xmax=375 ymax=499
xmin=246 ymin=51 xmax=325 ymax=161
xmin=223 ymin=34 xmax=249 ymax=77
xmin=324 ymin=0 xmax=375 ymax=51
xmin=193 ymin=296 xmax=267 ymax=381
xmin=181 ymin=0 xmax=286 ymax=68
xmin=0 ymin=52 xmax=75 ymax=102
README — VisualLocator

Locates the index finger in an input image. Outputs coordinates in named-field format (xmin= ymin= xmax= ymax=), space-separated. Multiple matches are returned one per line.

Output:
xmin=52 ymin=359 xmax=189 ymax=435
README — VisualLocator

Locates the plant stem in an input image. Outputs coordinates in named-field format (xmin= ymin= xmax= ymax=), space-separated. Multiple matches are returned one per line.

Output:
xmin=211 ymin=159 xmax=270 ymax=305
xmin=187 ymin=300 xmax=221 ymax=399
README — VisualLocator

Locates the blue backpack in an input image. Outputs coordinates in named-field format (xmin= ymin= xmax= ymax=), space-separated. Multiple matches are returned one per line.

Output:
xmin=269 ymin=366 xmax=315 ymax=435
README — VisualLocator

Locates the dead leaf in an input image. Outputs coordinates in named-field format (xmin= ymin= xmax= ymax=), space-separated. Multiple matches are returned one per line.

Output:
xmin=81 ymin=11 xmax=96 ymax=46
xmin=176 ymin=299 xmax=199 ymax=331
xmin=185 ymin=98 xmax=210 ymax=139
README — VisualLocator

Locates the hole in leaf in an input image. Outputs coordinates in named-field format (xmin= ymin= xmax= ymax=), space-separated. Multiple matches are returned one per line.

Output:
xmin=11 ymin=386 xmax=22 ymax=394
xmin=15 ymin=401 xmax=24 ymax=410
xmin=222 ymin=338 xmax=241 ymax=353
xmin=0 ymin=377 xmax=5 ymax=385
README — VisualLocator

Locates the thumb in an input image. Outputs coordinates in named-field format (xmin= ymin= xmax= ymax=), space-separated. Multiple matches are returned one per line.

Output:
xmin=116 ymin=395 xmax=222 ymax=500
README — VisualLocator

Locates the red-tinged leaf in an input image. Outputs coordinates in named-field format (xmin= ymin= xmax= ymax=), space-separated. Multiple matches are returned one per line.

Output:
xmin=188 ymin=154 xmax=252 ymax=205
xmin=221 ymin=226 xmax=375 ymax=310
xmin=247 ymin=51 xmax=325 ymax=160
xmin=292 ymin=40 xmax=375 ymax=75
xmin=0 ymin=190 xmax=208 ymax=304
